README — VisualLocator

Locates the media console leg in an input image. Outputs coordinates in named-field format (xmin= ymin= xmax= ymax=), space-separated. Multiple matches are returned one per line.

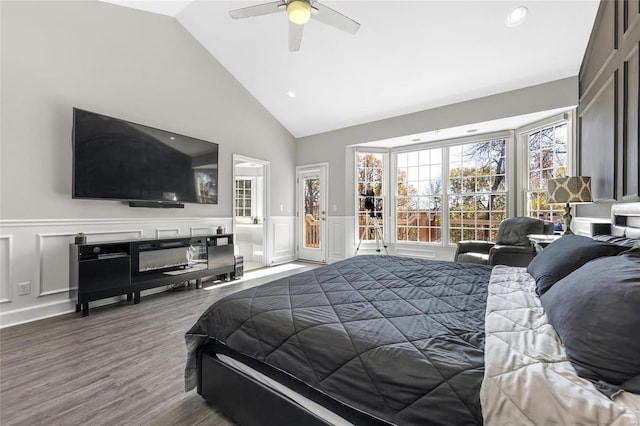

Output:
xmin=126 ymin=293 xmax=132 ymax=302
xmin=75 ymin=303 xmax=81 ymax=313
xmin=196 ymin=279 xmax=201 ymax=289
xmin=81 ymin=302 xmax=89 ymax=317
xmin=133 ymin=291 xmax=141 ymax=304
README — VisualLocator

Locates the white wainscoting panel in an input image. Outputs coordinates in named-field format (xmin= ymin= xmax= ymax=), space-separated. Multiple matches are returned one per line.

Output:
xmin=37 ymin=230 xmax=144 ymax=297
xmin=190 ymin=219 xmax=232 ymax=237
xmin=330 ymin=219 xmax=344 ymax=260
xmin=0 ymin=217 xmax=231 ymax=328
xmin=0 ymin=236 xmax=13 ymax=303
xmin=394 ymin=244 xmax=458 ymax=261
xmin=395 ymin=246 xmax=437 ymax=259
xmin=269 ymin=216 xmax=295 ymax=266
xmin=327 ymin=216 xmax=354 ymax=263
xmin=329 ymin=216 xmax=459 ymax=262
xmin=156 ymin=228 xmax=180 ymax=238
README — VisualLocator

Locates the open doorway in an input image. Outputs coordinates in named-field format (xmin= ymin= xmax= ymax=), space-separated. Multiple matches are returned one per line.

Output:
xmin=233 ymin=154 xmax=269 ymax=271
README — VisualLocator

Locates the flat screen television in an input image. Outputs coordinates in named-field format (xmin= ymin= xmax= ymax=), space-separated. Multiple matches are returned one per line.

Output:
xmin=72 ymin=108 xmax=218 ymax=206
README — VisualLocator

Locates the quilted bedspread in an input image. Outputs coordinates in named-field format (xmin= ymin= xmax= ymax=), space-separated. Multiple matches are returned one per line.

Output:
xmin=185 ymin=255 xmax=492 ymax=425
xmin=481 ymin=265 xmax=640 ymax=426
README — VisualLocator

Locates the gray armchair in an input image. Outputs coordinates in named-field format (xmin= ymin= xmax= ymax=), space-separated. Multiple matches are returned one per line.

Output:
xmin=454 ymin=217 xmax=554 ymax=267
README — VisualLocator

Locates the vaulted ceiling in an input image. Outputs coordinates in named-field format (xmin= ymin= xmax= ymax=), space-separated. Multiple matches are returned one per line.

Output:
xmin=102 ymin=1 xmax=600 ymax=140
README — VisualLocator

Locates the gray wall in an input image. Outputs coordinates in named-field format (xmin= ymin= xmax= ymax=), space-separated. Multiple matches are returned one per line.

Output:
xmin=296 ymin=77 xmax=579 ymax=217
xmin=577 ymin=0 xmax=640 ymax=218
xmin=0 ymin=0 xmax=296 ymax=220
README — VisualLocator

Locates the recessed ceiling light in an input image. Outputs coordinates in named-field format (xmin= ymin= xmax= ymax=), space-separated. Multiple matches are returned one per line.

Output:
xmin=287 ymin=91 xmax=296 ymax=98
xmin=506 ymin=6 xmax=528 ymax=27
xmin=170 ymin=136 xmax=176 ymax=140
xmin=467 ymin=128 xmax=478 ymax=133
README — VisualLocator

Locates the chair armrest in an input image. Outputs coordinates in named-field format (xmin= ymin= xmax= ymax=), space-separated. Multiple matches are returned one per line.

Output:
xmin=488 ymin=244 xmax=535 ymax=267
xmin=456 ymin=240 xmax=494 ymax=255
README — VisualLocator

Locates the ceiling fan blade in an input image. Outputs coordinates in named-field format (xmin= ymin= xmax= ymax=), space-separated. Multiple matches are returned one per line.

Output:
xmin=229 ymin=1 xmax=284 ymax=19
xmin=289 ymin=21 xmax=304 ymax=51
xmin=312 ymin=2 xmax=360 ymax=34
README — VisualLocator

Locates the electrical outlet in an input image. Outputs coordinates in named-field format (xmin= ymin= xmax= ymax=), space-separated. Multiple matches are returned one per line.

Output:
xmin=18 ymin=282 xmax=31 ymax=296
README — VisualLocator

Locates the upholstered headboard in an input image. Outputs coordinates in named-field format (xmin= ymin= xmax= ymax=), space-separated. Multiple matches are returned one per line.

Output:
xmin=591 ymin=202 xmax=640 ymax=239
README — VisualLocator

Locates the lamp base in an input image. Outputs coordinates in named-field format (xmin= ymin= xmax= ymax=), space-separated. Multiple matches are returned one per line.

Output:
xmin=563 ymin=203 xmax=573 ymax=235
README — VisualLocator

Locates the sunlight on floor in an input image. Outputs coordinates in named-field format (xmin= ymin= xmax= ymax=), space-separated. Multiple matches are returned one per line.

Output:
xmin=202 ymin=263 xmax=307 ymax=291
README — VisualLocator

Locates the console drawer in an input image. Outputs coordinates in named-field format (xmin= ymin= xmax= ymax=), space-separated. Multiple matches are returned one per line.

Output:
xmin=79 ymin=256 xmax=131 ymax=294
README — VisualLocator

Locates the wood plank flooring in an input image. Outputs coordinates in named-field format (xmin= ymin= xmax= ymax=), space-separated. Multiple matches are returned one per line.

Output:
xmin=0 ymin=262 xmax=320 ymax=426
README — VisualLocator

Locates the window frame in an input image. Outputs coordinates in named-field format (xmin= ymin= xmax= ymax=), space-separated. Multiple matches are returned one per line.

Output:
xmin=235 ymin=176 xmax=256 ymax=223
xmin=515 ymin=112 xmax=576 ymax=218
xmin=352 ymin=112 xmax=576 ymax=251
xmin=390 ymin=130 xmax=513 ymax=246
xmin=354 ymin=148 xmax=389 ymax=244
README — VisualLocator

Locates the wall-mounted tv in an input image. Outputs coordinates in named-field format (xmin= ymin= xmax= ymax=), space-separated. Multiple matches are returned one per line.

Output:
xmin=72 ymin=108 xmax=218 ymax=206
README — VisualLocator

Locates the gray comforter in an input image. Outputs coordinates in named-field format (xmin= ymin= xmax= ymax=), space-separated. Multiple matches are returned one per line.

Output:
xmin=185 ymin=255 xmax=492 ymax=425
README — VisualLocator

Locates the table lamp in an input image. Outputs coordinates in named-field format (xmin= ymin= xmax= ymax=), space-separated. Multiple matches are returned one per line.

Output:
xmin=546 ymin=176 xmax=592 ymax=235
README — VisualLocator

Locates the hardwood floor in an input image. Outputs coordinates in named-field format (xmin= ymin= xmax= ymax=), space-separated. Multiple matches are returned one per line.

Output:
xmin=0 ymin=262 xmax=320 ymax=426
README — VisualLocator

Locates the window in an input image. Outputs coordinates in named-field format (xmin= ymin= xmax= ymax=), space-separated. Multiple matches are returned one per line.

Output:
xmin=526 ymin=123 xmax=567 ymax=223
xmin=356 ymin=152 xmax=384 ymax=241
xmin=448 ymin=140 xmax=507 ymax=243
xmin=235 ymin=178 xmax=253 ymax=218
xmin=396 ymin=148 xmax=443 ymax=242
xmin=357 ymin=118 xmax=572 ymax=248
xmin=303 ymin=176 xmax=320 ymax=248
xmin=391 ymin=138 xmax=507 ymax=245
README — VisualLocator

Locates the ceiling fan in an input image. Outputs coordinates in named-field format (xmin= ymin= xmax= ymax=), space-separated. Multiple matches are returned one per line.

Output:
xmin=229 ymin=0 xmax=360 ymax=52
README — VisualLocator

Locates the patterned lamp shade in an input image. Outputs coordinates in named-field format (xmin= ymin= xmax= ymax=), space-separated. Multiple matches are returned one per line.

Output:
xmin=546 ymin=176 xmax=593 ymax=204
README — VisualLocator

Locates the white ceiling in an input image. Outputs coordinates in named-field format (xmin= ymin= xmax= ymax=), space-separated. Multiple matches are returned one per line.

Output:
xmin=101 ymin=0 xmax=599 ymax=142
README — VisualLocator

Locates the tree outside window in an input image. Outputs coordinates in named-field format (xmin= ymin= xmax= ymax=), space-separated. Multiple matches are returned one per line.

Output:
xmin=358 ymin=124 xmax=569 ymax=247
xmin=448 ymin=139 xmax=507 ymax=243
xmin=356 ymin=153 xmax=384 ymax=241
xmin=527 ymin=123 xmax=567 ymax=225
xmin=396 ymin=149 xmax=442 ymax=242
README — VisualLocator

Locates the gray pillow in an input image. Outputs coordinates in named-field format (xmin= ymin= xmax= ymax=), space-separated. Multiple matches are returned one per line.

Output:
xmin=540 ymin=255 xmax=640 ymax=397
xmin=527 ymin=234 xmax=628 ymax=295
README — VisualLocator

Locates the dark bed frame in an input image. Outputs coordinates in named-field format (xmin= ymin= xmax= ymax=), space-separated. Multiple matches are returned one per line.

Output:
xmin=195 ymin=202 xmax=640 ymax=426
xmin=197 ymin=350 xmax=331 ymax=426
xmin=196 ymin=341 xmax=391 ymax=426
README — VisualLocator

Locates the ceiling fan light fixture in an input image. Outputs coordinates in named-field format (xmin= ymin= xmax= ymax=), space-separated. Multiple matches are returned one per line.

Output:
xmin=287 ymin=0 xmax=311 ymax=25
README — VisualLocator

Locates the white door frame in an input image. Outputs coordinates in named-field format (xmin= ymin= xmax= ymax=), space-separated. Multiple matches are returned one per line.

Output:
xmin=233 ymin=154 xmax=270 ymax=268
xmin=296 ymin=163 xmax=328 ymax=263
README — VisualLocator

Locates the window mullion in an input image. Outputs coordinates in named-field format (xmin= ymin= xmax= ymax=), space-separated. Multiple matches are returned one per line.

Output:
xmin=442 ymin=146 xmax=450 ymax=245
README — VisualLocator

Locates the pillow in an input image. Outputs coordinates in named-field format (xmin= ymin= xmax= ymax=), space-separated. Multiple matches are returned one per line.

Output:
xmin=619 ymin=246 xmax=640 ymax=257
xmin=527 ymin=234 xmax=628 ymax=295
xmin=592 ymin=234 xmax=640 ymax=248
xmin=540 ymin=255 xmax=640 ymax=397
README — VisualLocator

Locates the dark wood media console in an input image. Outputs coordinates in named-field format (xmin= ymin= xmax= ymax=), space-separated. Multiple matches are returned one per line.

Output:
xmin=69 ymin=234 xmax=234 ymax=317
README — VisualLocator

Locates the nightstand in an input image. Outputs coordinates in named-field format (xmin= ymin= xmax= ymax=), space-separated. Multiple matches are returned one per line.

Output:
xmin=527 ymin=234 xmax=562 ymax=254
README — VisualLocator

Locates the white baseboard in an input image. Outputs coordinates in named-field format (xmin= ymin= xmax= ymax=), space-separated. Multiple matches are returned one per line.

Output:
xmin=270 ymin=254 xmax=297 ymax=266
xmin=0 ymin=299 xmax=76 ymax=328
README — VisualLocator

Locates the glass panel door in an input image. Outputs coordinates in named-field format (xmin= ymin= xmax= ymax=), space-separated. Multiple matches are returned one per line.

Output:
xmin=297 ymin=165 xmax=327 ymax=262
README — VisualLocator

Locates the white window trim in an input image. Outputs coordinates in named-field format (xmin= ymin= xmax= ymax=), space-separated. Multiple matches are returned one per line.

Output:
xmin=515 ymin=111 xmax=576 ymax=217
xmin=354 ymin=148 xmax=389 ymax=246
xmin=352 ymin=113 xmax=576 ymax=251
xmin=390 ymin=130 xmax=512 ymax=246
xmin=235 ymin=176 xmax=257 ymax=223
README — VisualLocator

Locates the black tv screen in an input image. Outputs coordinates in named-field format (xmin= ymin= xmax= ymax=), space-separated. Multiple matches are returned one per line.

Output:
xmin=72 ymin=108 xmax=218 ymax=204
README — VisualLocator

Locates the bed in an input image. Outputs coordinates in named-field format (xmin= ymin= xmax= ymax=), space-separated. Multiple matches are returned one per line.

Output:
xmin=185 ymin=203 xmax=640 ymax=426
